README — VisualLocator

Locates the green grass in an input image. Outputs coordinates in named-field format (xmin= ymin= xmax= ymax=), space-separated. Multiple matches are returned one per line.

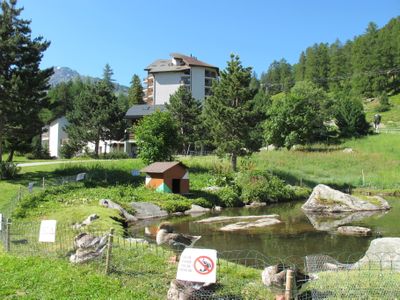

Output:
xmin=254 ymin=134 xmax=400 ymax=191
xmin=365 ymin=94 xmax=400 ymax=129
xmin=303 ymin=269 xmax=400 ymax=299
xmin=0 ymin=249 xmax=274 ymax=300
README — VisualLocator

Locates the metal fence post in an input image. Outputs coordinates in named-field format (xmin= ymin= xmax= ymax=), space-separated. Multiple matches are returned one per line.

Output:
xmin=42 ymin=177 xmax=45 ymax=190
xmin=105 ymin=228 xmax=114 ymax=275
xmin=285 ymin=269 xmax=294 ymax=300
xmin=5 ymin=218 xmax=11 ymax=252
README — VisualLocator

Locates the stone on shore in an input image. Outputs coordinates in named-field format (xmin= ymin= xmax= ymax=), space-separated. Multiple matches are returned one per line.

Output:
xmin=219 ymin=218 xmax=281 ymax=231
xmin=130 ymin=202 xmax=168 ymax=219
xmin=72 ymin=213 xmax=99 ymax=229
xmin=184 ymin=204 xmax=210 ymax=216
xmin=245 ymin=202 xmax=267 ymax=208
xmin=302 ymin=184 xmax=391 ymax=213
xmin=337 ymin=226 xmax=372 ymax=236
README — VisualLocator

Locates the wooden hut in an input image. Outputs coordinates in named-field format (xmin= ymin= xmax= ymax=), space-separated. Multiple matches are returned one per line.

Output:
xmin=141 ymin=162 xmax=189 ymax=194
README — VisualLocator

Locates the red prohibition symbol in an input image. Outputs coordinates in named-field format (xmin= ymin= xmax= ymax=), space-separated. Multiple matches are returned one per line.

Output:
xmin=194 ymin=256 xmax=214 ymax=275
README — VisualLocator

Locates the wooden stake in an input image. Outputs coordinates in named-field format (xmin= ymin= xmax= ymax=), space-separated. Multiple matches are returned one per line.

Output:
xmin=285 ymin=269 xmax=294 ymax=300
xmin=105 ymin=228 xmax=114 ymax=275
xmin=42 ymin=177 xmax=45 ymax=190
xmin=5 ymin=218 xmax=11 ymax=252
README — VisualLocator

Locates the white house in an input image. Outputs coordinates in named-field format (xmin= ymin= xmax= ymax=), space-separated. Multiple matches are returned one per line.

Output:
xmin=42 ymin=116 xmax=124 ymax=158
xmin=143 ymin=53 xmax=218 ymax=105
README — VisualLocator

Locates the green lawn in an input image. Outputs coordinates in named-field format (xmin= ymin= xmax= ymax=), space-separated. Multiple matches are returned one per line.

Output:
xmin=365 ymin=94 xmax=400 ymax=129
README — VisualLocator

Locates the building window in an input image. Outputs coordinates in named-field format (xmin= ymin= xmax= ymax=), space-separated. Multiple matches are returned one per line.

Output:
xmin=183 ymin=69 xmax=190 ymax=75
xmin=205 ymin=78 xmax=213 ymax=87
xmin=205 ymin=70 xmax=217 ymax=78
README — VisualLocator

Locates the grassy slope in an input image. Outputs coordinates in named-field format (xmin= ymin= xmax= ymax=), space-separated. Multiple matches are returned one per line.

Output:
xmin=254 ymin=134 xmax=400 ymax=190
xmin=365 ymin=94 xmax=400 ymax=128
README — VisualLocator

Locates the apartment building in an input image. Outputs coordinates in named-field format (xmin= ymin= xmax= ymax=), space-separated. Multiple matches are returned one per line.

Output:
xmin=143 ymin=53 xmax=218 ymax=104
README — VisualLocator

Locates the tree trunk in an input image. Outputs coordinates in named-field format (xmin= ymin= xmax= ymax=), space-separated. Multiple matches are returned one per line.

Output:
xmin=231 ymin=152 xmax=237 ymax=172
xmin=94 ymin=140 xmax=99 ymax=158
xmin=7 ymin=149 xmax=14 ymax=162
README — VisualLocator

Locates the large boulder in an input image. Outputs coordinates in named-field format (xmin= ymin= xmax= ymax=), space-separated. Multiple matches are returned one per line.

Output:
xmin=352 ymin=238 xmax=400 ymax=271
xmin=167 ymin=280 xmax=215 ymax=300
xmin=302 ymin=184 xmax=391 ymax=213
xmin=184 ymin=204 xmax=210 ymax=216
xmin=69 ymin=233 xmax=108 ymax=264
xmin=130 ymin=202 xmax=168 ymax=219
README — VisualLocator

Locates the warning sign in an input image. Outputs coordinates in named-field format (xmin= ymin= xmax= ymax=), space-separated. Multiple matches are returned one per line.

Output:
xmin=39 ymin=220 xmax=57 ymax=243
xmin=176 ymin=248 xmax=217 ymax=283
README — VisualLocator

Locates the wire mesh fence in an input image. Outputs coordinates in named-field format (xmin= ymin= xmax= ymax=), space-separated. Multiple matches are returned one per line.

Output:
xmin=1 ymin=218 xmax=400 ymax=299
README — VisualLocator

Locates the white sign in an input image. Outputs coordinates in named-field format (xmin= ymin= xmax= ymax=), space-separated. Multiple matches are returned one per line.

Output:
xmin=39 ymin=220 xmax=57 ymax=243
xmin=131 ymin=170 xmax=140 ymax=176
xmin=176 ymin=248 xmax=217 ymax=283
xmin=0 ymin=213 xmax=2 ymax=231
xmin=76 ymin=173 xmax=86 ymax=181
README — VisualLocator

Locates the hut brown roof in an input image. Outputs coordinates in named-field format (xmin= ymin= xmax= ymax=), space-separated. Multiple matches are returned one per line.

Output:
xmin=141 ymin=161 xmax=187 ymax=174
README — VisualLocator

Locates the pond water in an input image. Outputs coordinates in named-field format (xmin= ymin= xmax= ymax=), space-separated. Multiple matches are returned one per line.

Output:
xmin=129 ymin=198 xmax=400 ymax=264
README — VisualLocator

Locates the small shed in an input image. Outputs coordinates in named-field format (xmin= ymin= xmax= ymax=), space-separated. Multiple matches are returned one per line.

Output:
xmin=141 ymin=162 xmax=189 ymax=194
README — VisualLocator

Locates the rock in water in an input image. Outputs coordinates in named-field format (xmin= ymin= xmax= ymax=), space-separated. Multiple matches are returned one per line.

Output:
xmin=130 ymin=202 xmax=168 ymax=219
xmin=302 ymin=184 xmax=391 ymax=213
xmin=337 ymin=226 xmax=372 ymax=236
xmin=352 ymin=238 xmax=400 ymax=271
xmin=219 ymin=218 xmax=281 ymax=231
xmin=184 ymin=204 xmax=210 ymax=216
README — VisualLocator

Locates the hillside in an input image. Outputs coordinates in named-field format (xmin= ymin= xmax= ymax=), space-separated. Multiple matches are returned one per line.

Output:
xmin=364 ymin=94 xmax=400 ymax=129
xmin=49 ymin=66 xmax=129 ymax=94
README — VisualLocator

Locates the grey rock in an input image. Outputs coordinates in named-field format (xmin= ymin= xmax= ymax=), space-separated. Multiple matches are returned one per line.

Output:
xmin=100 ymin=199 xmax=138 ymax=222
xmin=214 ymin=206 xmax=223 ymax=212
xmin=130 ymin=202 xmax=168 ymax=219
xmin=302 ymin=184 xmax=391 ymax=213
xmin=245 ymin=202 xmax=266 ymax=208
xmin=196 ymin=214 xmax=279 ymax=224
xmin=353 ymin=238 xmax=400 ymax=271
xmin=343 ymin=148 xmax=354 ymax=153
xmin=70 ymin=233 xmax=108 ymax=263
xmin=72 ymin=213 xmax=99 ymax=229
xmin=219 ymin=218 xmax=281 ymax=231
xmin=337 ymin=226 xmax=372 ymax=236
xmin=184 ymin=204 xmax=210 ymax=216
xmin=167 ymin=280 xmax=215 ymax=300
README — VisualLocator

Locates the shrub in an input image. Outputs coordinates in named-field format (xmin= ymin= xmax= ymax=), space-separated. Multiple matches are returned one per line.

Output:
xmin=60 ymin=142 xmax=81 ymax=159
xmin=214 ymin=186 xmax=243 ymax=207
xmin=0 ymin=161 xmax=20 ymax=180
xmin=100 ymin=152 xmax=130 ymax=160
xmin=236 ymin=171 xmax=295 ymax=204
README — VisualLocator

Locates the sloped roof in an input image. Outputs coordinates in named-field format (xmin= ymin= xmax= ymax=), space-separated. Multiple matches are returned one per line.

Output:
xmin=141 ymin=161 xmax=187 ymax=174
xmin=144 ymin=53 xmax=218 ymax=73
xmin=125 ymin=104 xmax=166 ymax=120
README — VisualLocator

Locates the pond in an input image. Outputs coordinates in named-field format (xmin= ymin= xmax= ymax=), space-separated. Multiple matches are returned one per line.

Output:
xmin=129 ymin=198 xmax=400 ymax=264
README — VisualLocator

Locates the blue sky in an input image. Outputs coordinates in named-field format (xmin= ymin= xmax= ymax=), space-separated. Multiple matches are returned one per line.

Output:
xmin=18 ymin=0 xmax=399 ymax=86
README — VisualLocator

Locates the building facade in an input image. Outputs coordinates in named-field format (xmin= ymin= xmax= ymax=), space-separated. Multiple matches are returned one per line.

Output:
xmin=143 ymin=53 xmax=218 ymax=105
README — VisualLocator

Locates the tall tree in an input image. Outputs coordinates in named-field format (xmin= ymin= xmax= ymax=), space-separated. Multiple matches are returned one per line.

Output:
xmin=135 ymin=111 xmax=179 ymax=164
xmin=0 ymin=0 xmax=53 ymax=162
xmin=127 ymin=74 xmax=144 ymax=106
xmin=66 ymin=80 xmax=126 ymax=157
xmin=261 ymin=59 xmax=293 ymax=95
xmin=204 ymin=54 xmax=260 ymax=171
xmin=102 ymin=63 xmax=114 ymax=90
xmin=304 ymin=43 xmax=330 ymax=90
xmin=166 ymin=86 xmax=202 ymax=154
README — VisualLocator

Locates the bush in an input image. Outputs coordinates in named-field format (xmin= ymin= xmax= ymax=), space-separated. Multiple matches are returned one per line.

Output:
xmin=60 ymin=142 xmax=81 ymax=159
xmin=0 ymin=161 xmax=20 ymax=180
xmin=214 ymin=186 xmax=243 ymax=207
xmin=100 ymin=152 xmax=130 ymax=160
xmin=236 ymin=171 xmax=295 ymax=204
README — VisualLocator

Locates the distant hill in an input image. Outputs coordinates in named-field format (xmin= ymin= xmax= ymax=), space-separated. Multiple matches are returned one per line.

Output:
xmin=49 ymin=66 xmax=129 ymax=94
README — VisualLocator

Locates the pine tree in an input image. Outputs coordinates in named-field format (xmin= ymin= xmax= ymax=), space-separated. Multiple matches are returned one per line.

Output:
xmin=294 ymin=52 xmax=306 ymax=82
xmin=127 ymin=74 xmax=145 ymax=106
xmin=204 ymin=54 xmax=260 ymax=171
xmin=66 ymin=80 xmax=126 ymax=157
xmin=0 ymin=0 xmax=53 ymax=162
xmin=166 ymin=86 xmax=202 ymax=154
xmin=102 ymin=63 xmax=115 ymax=90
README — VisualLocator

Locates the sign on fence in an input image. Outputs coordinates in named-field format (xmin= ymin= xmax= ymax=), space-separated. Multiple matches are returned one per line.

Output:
xmin=131 ymin=170 xmax=140 ymax=176
xmin=176 ymin=248 xmax=217 ymax=283
xmin=76 ymin=173 xmax=86 ymax=181
xmin=39 ymin=220 xmax=57 ymax=243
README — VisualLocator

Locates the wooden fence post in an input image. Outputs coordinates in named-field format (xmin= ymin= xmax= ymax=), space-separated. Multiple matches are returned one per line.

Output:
xmin=285 ymin=269 xmax=294 ymax=300
xmin=105 ymin=228 xmax=114 ymax=275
